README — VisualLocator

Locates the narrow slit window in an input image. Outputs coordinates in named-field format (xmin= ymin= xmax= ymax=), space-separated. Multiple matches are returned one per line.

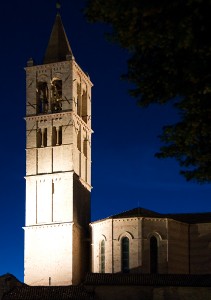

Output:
xmin=52 ymin=126 xmax=57 ymax=146
xmin=43 ymin=128 xmax=47 ymax=147
xmin=83 ymin=139 xmax=88 ymax=158
xmin=58 ymin=126 xmax=62 ymax=145
xmin=77 ymin=83 xmax=81 ymax=116
xmin=37 ymin=129 xmax=42 ymax=148
xmin=100 ymin=240 xmax=105 ymax=273
xmin=77 ymin=129 xmax=81 ymax=151
xmin=121 ymin=237 xmax=129 ymax=273
xmin=82 ymin=90 xmax=88 ymax=123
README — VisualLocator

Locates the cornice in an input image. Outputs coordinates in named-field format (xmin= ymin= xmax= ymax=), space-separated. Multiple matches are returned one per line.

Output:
xmin=25 ymin=170 xmax=74 ymax=179
xmin=25 ymin=110 xmax=72 ymax=121
xmin=25 ymin=60 xmax=72 ymax=71
xmin=23 ymin=221 xmax=74 ymax=230
xmin=79 ymin=176 xmax=92 ymax=190
xmin=73 ymin=60 xmax=93 ymax=86
xmin=25 ymin=111 xmax=93 ymax=133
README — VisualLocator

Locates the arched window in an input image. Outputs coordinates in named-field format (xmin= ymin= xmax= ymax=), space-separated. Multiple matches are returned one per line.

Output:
xmin=51 ymin=80 xmax=62 ymax=112
xmin=121 ymin=237 xmax=129 ymax=273
xmin=150 ymin=236 xmax=158 ymax=274
xmin=82 ymin=90 xmax=88 ymax=123
xmin=100 ymin=240 xmax=105 ymax=273
xmin=37 ymin=82 xmax=48 ymax=114
xmin=77 ymin=129 xmax=81 ymax=151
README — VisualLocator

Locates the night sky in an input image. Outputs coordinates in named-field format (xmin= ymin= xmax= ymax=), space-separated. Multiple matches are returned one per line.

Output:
xmin=0 ymin=0 xmax=211 ymax=282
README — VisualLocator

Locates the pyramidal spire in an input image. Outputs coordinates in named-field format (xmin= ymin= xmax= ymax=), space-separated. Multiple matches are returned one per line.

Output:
xmin=43 ymin=13 xmax=73 ymax=64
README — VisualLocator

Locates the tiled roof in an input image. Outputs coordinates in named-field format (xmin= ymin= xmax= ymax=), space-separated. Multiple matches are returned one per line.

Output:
xmin=3 ymin=286 xmax=94 ymax=300
xmin=92 ymin=207 xmax=211 ymax=224
xmin=2 ymin=273 xmax=211 ymax=299
xmin=84 ymin=273 xmax=211 ymax=287
xmin=166 ymin=212 xmax=211 ymax=224
xmin=110 ymin=207 xmax=162 ymax=219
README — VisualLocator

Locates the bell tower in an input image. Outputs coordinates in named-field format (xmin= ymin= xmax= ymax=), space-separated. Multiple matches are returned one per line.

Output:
xmin=24 ymin=13 xmax=93 ymax=286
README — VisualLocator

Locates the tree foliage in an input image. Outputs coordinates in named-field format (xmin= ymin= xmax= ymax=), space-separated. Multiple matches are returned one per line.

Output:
xmin=85 ymin=0 xmax=211 ymax=183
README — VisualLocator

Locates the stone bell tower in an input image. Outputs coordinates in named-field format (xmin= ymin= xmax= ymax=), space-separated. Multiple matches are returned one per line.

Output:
xmin=24 ymin=13 xmax=93 ymax=286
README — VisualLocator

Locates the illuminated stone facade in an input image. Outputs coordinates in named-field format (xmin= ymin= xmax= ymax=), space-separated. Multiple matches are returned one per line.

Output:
xmin=91 ymin=209 xmax=211 ymax=275
xmin=23 ymin=13 xmax=211 ymax=288
xmin=24 ymin=14 xmax=93 ymax=286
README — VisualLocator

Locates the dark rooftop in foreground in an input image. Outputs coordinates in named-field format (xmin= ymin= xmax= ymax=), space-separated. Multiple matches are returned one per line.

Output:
xmin=85 ymin=273 xmax=211 ymax=287
xmin=3 ymin=285 xmax=94 ymax=300
xmin=2 ymin=273 xmax=211 ymax=300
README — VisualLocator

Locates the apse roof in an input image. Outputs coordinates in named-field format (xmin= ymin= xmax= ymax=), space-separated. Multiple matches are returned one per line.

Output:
xmin=110 ymin=207 xmax=162 ymax=219
xmin=166 ymin=212 xmax=211 ymax=224
xmin=3 ymin=286 xmax=94 ymax=300
xmin=43 ymin=13 xmax=73 ymax=64
xmin=92 ymin=207 xmax=211 ymax=224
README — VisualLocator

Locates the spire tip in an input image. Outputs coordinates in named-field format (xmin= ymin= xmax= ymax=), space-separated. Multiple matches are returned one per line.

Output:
xmin=56 ymin=1 xmax=61 ymax=10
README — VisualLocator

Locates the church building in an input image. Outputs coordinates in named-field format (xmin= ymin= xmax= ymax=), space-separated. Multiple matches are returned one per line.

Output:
xmin=24 ymin=13 xmax=92 ymax=286
xmin=21 ymin=10 xmax=211 ymax=289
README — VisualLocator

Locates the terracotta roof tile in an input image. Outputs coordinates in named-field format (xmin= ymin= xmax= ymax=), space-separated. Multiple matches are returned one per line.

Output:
xmin=109 ymin=207 xmax=162 ymax=219
xmin=3 ymin=286 xmax=94 ymax=300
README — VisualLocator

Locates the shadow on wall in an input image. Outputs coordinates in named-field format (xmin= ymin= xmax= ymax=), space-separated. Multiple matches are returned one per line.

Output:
xmin=190 ymin=224 xmax=211 ymax=274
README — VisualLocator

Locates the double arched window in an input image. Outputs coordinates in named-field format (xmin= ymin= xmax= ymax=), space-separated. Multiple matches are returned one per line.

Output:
xmin=121 ymin=237 xmax=129 ymax=273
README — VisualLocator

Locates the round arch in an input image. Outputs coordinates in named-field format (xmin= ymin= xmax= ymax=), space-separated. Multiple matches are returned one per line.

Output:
xmin=118 ymin=231 xmax=134 ymax=242
xmin=100 ymin=234 xmax=107 ymax=242
xmin=147 ymin=232 xmax=162 ymax=245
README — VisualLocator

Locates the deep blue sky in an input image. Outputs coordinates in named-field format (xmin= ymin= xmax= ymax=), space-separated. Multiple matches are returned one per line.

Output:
xmin=0 ymin=0 xmax=211 ymax=282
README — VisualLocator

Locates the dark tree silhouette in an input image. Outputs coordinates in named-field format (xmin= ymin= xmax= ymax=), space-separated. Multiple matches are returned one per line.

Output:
xmin=85 ymin=0 xmax=211 ymax=183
